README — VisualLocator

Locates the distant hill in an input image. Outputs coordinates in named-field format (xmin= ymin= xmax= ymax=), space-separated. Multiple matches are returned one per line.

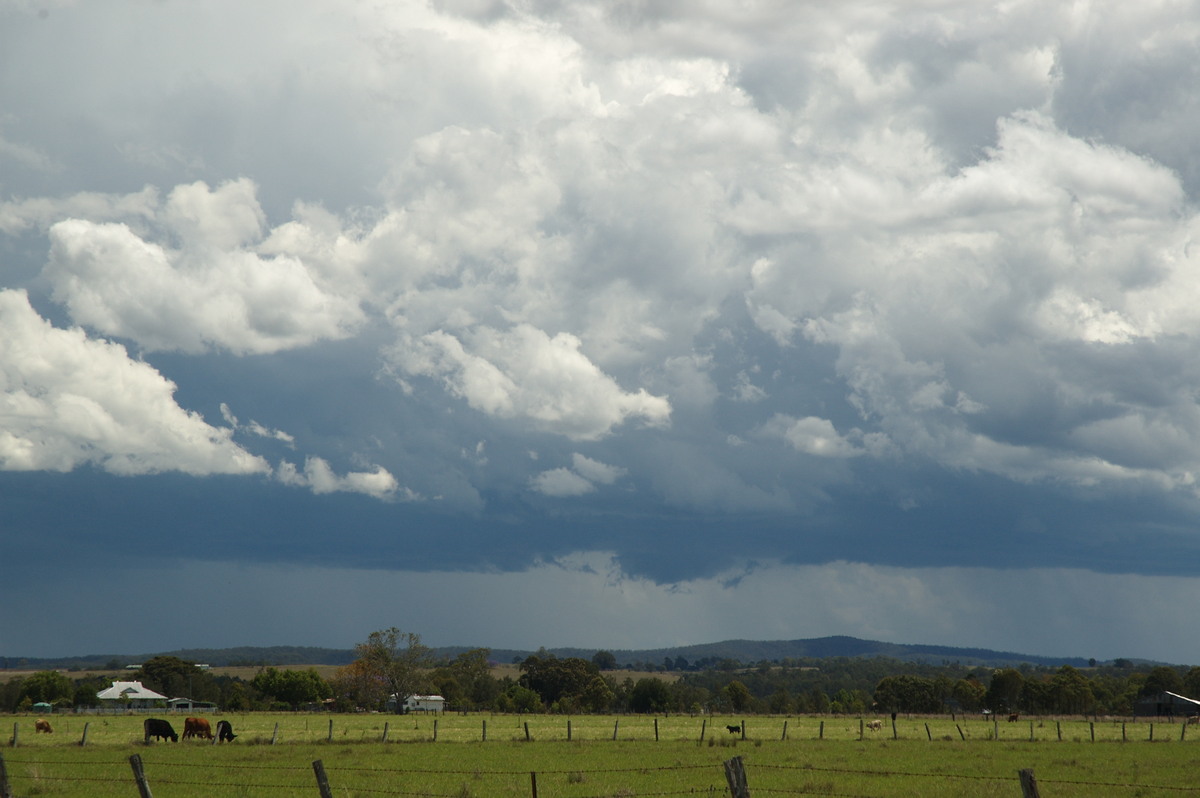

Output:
xmin=1 ymin=636 xmax=1098 ymax=671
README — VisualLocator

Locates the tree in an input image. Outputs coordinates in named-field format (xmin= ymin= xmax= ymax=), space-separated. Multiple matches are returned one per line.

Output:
xmin=592 ymin=651 xmax=618 ymax=670
xmin=1142 ymin=666 xmax=1184 ymax=697
xmin=19 ymin=671 xmax=73 ymax=706
xmin=985 ymin=669 xmax=1024 ymax=713
xmin=519 ymin=654 xmax=599 ymax=707
xmin=724 ymin=680 xmax=752 ymax=712
xmin=354 ymin=628 xmax=432 ymax=713
xmin=252 ymin=667 xmax=331 ymax=710
xmin=629 ymin=678 xmax=671 ymax=713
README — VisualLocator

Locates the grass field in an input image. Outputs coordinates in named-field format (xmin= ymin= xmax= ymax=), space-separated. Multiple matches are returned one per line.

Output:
xmin=5 ymin=713 xmax=1200 ymax=796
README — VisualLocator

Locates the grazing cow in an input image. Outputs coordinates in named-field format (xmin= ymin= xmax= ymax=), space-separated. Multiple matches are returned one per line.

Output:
xmin=216 ymin=720 xmax=237 ymax=743
xmin=1188 ymin=716 xmax=1200 ymax=725
xmin=183 ymin=717 xmax=213 ymax=740
xmin=34 ymin=718 xmax=52 ymax=734
xmin=867 ymin=720 xmax=883 ymax=731
xmin=144 ymin=718 xmax=178 ymax=743
xmin=726 ymin=724 xmax=741 ymax=734
xmin=1007 ymin=713 xmax=1019 ymax=723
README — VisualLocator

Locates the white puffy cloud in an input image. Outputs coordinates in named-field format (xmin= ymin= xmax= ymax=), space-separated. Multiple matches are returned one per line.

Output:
xmin=0 ymin=288 xmax=268 ymax=476
xmin=390 ymin=324 xmax=671 ymax=440
xmin=763 ymin=415 xmax=863 ymax=459
xmin=43 ymin=179 xmax=364 ymax=355
xmin=277 ymin=456 xmax=406 ymax=501
xmin=530 ymin=467 xmax=595 ymax=498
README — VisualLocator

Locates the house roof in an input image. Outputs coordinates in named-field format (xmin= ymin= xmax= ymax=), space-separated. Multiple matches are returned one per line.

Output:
xmin=96 ymin=680 xmax=167 ymax=701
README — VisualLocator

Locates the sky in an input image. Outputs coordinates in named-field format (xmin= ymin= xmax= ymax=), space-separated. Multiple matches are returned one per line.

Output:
xmin=4 ymin=0 xmax=1200 ymax=665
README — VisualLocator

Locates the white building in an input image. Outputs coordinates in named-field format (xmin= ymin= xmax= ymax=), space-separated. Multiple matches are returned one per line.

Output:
xmin=96 ymin=680 xmax=167 ymax=708
xmin=386 ymin=694 xmax=446 ymax=713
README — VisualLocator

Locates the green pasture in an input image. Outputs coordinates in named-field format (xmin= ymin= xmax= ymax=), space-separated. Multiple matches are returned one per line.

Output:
xmin=5 ymin=713 xmax=1200 ymax=796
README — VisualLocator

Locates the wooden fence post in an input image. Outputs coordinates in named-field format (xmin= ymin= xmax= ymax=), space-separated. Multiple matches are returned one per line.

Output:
xmin=1018 ymin=768 xmax=1041 ymax=798
xmin=1029 ymin=721 xmax=1034 ymax=742
xmin=781 ymin=720 xmax=788 ymax=741
xmin=129 ymin=754 xmax=154 ymax=798
xmin=271 ymin=722 xmax=279 ymax=745
xmin=524 ymin=722 xmax=531 ymax=742
xmin=530 ymin=771 xmax=538 ymax=798
xmin=434 ymin=718 xmax=438 ymax=741
xmin=740 ymin=720 xmax=746 ymax=741
xmin=312 ymin=760 xmax=334 ymax=798
xmin=0 ymin=750 xmax=13 ymax=798
xmin=9 ymin=723 xmax=16 ymax=748
xmin=80 ymin=722 xmax=90 ymax=747
xmin=699 ymin=718 xmax=706 ymax=741
xmin=819 ymin=720 xmax=824 ymax=740
xmin=327 ymin=718 xmax=334 ymax=742
xmin=723 ymin=755 xmax=750 ymax=798
xmin=925 ymin=723 xmax=932 ymax=741
xmin=858 ymin=718 xmax=864 ymax=740
xmin=956 ymin=724 xmax=965 ymax=741
xmin=891 ymin=719 xmax=897 ymax=740
xmin=612 ymin=720 xmax=619 ymax=741
xmin=567 ymin=719 xmax=572 ymax=741
xmin=382 ymin=721 xmax=389 ymax=742
xmin=482 ymin=719 xmax=487 ymax=742
xmin=1057 ymin=722 xmax=1062 ymax=741
xmin=654 ymin=717 xmax=659 ymax=741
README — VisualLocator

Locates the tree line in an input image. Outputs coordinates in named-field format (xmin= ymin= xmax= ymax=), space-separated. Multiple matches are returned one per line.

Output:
xmin=4 ymin=628 xmax=1198 ymax=717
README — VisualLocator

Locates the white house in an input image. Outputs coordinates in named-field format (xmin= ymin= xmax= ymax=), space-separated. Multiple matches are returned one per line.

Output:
xmin=96 ymin=680 xmax=167 ymax=708
xmin=386 ymin=694 xmax=446 ymax=713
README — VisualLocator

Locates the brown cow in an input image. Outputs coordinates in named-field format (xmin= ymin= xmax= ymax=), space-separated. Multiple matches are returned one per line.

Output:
xmin=1007 ymin=713 xmax=1019 ymax=723
xmin=34 ymin=718 xmax=52 ymax=733
xmin=183 ymin=717 xmax=213 ymax=740
xmin=867 ymin=719 xmax=883 ymax=731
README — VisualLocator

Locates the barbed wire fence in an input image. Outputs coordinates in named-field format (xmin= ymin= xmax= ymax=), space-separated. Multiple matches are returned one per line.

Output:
xmin=9 ymin=749 xmax=1200 ymax=797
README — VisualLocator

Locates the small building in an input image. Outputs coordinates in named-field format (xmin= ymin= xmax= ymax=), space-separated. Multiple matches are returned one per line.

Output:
xmin=96 ymin=680 xmax=167 ymax=708
xmin=166 ymin=697 xmax=219 ymax=713
xmin=1133 ymin=691 xmax=1200 ymax=718
xmin=31 ymin=702 xmax=52 ymax=714
xmin=386 ymin=694 xmax=446 ymax=713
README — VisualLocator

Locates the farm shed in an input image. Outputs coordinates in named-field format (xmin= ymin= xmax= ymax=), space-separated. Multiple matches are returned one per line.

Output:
xmin=387 ymin=694 xmax=446 ymax=713
xmin=1133 ymin=691 xmax=1200 ymax=718
xmin=167 ymin=697 xmax=218 ymax=712
xmin=96 ymin=680 xmax=167 ymax=708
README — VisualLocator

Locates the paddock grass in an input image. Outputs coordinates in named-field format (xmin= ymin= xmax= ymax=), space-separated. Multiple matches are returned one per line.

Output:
xmin=6 ymin=713 xmax=1200 ymax=796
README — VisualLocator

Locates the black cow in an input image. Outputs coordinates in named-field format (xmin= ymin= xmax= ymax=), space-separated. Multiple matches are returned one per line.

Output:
xmin=144 ymin=718 xmax=178 ymax=743
xmin=216 ymin=719 xmax=237 ymax=743
xmin=726 ymin=724 xmax=741 ymax=734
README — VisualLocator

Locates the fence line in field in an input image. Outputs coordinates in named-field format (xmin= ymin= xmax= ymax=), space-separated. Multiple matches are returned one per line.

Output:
xmin=11 ymin=749 xmax=1198 ymax=797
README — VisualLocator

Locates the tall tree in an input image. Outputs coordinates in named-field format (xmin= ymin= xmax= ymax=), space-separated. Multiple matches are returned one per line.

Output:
xmin=354 ymin=627 xmax=432 ymax=713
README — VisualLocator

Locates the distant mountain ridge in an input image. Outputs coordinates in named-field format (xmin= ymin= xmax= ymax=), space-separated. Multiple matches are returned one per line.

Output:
xmin=1 ymin=636 xmax=1097 ymax=671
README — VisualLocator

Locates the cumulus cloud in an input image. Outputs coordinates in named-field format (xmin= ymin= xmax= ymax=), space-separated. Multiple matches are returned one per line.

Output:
xmin=277 ymin=456 xmax=406 ymax=501
xmin=43 ymin=179 xmax=364 ymax=355
xmin=0 ymin=289 xmax=268 ymax=476
xmin=531 ymin=452 xmax=627 ymax=496
xmin=390 ymin=324 xmax=671 ymax=440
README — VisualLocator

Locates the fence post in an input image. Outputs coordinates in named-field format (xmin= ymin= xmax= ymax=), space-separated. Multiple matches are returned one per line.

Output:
xmin=80 ymin=722 xmax=90 ymax=747
xmin=612 ymin=720 xmax=619 ymax=741
xmin=271 ymin=722 xmax=279 ymax=745
xmin=1017 ymin=768 xmax=1041 ymax=798
xmin=434 ymin=718 xmax=438 ymax=742
xmin=781 ymin=720 xmax=788 ymax=741
xmin=1149 ymin=723 xmax=1153 ymax=742
xmin=312 ymin=760 xmax=334 ymax=798
xmin=9 ymin=723 xmax=16 ymax=748
xmin=129 ymin=754 xmax=154 ymax=798
xmin=654 ymin=717 xmax=659 ymax=742
xmin=892 ymin=719 xmax=897 ymax=740
xmin=0 ymin=750 xmax=13 ymax=798
xmin=1029 ymin=721 xmax=1034 ymax=742
xmin=568 ymin=719 xmax=572 ymax=741
xmin=327 ymin=718 xmax=334 ymax=742
xmin=741 ymin=720 xmax=746 ymax=741
xmin=524 ymin=722 xmax=531 ymax=742
xmin=723 ymin=755 xmax=750 ymax=798
xmin=859 ymin=718 xmax=864 ymax=740
xmin=530 ymin=771 xmax=538 ymax=798
xmin=1057 ymin=722 xmax=1062 ymax=742
xmin=925 ymin=723 xmax=932 ymax=741
xmin=382 ymin=721 xmax=389 ymax=742
xmin=699 ymin=718 xmax=706 ymax=741
xmin=1121 ymin=723 xmax=1125 ymax=742
xmin=819 ymin=720 xmax=824 ymax=740
xmin=483 ymin=719 xmax=487 ymax=742
xmin=956 ymin=724 xmax=965 ymax=741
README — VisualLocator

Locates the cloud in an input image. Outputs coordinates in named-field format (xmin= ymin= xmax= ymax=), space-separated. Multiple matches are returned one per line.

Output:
xmin=763 ymin=414 xmax=864 ymax=459
xmin=43 ymin=179 xmax=364 ymax=355
xmin=531 ymin=467 xmax=595 ymax=497
xmin=0 ymin=288 xmax=268 ymax=476
xmin=277 ymin=456 xmax=406 ymax=501
xmin=390 ymin=324 xmax=671 ymax=440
